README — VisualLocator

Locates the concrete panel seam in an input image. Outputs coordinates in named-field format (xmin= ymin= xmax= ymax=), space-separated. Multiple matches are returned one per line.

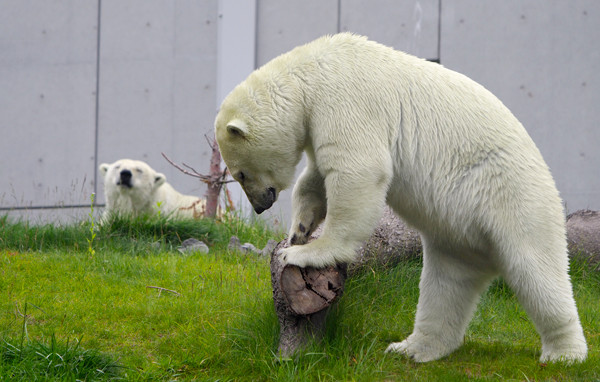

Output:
xmin=93 ymin=0 xmax=102 ymax=203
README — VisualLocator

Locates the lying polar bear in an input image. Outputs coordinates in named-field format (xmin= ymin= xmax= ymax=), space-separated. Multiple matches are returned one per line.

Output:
xmin=99 ymin=159 xmax=209 ymax=220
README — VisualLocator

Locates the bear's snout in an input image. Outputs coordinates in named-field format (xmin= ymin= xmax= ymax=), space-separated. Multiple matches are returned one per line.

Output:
xmin=118 ymin=169 xmax=133 ymax=188
xmin=251 ymin=187 xmax=277 ymax=214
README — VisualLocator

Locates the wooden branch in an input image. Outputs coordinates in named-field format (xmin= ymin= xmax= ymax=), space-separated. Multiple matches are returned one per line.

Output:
xmin=14 ymin=302 xmax=45 ymax=318
xmin=14 ymin=302 xmax=28 ymax=319
xmin=161 ymin=152 xmax=235 ymax=185
xmin=181 ymin=162 xmax=203 ymax=177
xmin=161 ymin=152 xmax=208 ymax=181
xmin=162 ymin=145 xmax=236 ymax=217
xmin=203 ymin=133 xmax=215 ymax=148
xmin=146 ymin=286 xmax=181 ymax=296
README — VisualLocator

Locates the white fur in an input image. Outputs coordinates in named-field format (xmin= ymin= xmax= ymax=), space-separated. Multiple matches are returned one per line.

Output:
xmin=99 ymin=159 xmax=208 ymax=220
xmin=215 ymin=33 xmax=587 ymax=362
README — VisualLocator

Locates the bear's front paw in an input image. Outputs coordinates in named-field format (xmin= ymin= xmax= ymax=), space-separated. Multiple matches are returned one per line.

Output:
xmin=385 ymin=332 xmax=460 ymax=363
xmin=280 ymin=244 xmax=336 ymax=269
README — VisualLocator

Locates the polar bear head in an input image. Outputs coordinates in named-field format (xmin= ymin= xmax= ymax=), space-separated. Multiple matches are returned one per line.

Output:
xmin=215 ymin=85 xmax=305 ymax=214
xmin=99 ymin=159 xmax=166 ymax=205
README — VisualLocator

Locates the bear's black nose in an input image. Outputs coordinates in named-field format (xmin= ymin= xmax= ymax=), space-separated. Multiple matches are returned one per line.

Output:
xmin=119 ymin=169 xmax=133 ymax=188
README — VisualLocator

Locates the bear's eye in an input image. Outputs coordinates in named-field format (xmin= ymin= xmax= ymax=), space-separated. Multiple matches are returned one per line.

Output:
xmin=136 ymin=168 xmax=143 ymax=173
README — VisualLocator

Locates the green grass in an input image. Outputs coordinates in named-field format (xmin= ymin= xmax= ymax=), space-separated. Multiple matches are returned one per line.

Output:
xmin=1 ymin=215 xmax=599 ymax=381
xmin=0 ymin=213 xmax=274 ymax=254
xmin=1 ymin=332 xmax=121 ymax=381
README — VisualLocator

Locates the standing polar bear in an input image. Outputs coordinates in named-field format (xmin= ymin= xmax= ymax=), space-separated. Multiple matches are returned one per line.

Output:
xmin=215 ymin=33 xmax=587 ymax=362
xmin=99 ymin=159 xmax=209 ymax=220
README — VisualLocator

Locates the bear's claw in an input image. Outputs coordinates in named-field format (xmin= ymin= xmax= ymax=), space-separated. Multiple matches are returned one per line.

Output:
xmin=289 ymin=223 xmax=313 ymax=245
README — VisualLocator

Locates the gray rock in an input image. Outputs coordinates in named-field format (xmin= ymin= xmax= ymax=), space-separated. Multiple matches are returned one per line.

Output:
xmin=261 ymin=239 xmax=279 ymax=257
xmin=178 ymin=238 xmax=209 ymax=254
xmin=228 ymin=236 xmax=241 ymax=251
xmin=228 ymin=235 xmax=262 ymax=254
xmin=241 ymin=242 xmax=259 ymax=254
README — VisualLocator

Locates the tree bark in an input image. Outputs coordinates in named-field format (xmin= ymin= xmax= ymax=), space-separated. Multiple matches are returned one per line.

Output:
xmin=205 ymin=138 xmax=222 ymax=218
xmin=567 ymin=209 xmax=600 ymax=268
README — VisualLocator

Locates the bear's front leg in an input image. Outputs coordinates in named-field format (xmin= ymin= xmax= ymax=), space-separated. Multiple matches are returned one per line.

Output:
xmin=288 ymin=162 xmax=327 ymax=245
xmin=282 ymin=166 xmax=391 ymax=268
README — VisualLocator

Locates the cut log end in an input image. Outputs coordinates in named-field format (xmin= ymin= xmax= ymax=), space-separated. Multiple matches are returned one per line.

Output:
xmin=281 ymin=264 xmax=345 ymax=315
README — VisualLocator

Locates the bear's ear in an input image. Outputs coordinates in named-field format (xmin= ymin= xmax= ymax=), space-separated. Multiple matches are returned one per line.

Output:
xmin=226 ymin=119 xmax=249 ymax=138
xmin=99 ymin=163 xmax=110 ymax=177
xmin=154 ymin=173 xmax=166 ymax=187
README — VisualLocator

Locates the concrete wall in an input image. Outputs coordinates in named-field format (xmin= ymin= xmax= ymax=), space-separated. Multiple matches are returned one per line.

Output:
xmin=0 ymin=0 xmax=99 ymax=221
xmin=1 ymin=0 xmax=220 ymax=222
xmin=440 ymin=0 xmax=600 ymax=213
xmin=1 ymin=0 xmax=598 ymax=225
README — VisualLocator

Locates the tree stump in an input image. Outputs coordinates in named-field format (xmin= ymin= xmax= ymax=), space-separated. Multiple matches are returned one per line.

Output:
xmin=270 ymin=239 xmax=347 ymax=358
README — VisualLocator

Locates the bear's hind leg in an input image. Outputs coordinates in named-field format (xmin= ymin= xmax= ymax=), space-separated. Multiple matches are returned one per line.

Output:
xmin=499 ymin=247 xmax=587 ymax=363
xmin=386 ymin=243 xmax=495 ymax=362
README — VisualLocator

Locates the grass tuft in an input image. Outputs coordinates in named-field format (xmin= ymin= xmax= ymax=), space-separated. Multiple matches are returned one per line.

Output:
xmin=0 ymin=333 xmax=122 ymax=381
